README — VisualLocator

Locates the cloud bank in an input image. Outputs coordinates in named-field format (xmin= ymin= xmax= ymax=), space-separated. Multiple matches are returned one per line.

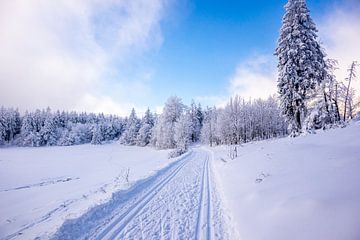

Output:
xmin=228 ymin=55 xmax=277 ymax=100
xmin=319 ymin=2 xmax=360 ymax=93
xmin=0 ymin=0 xmax=169 ymax=116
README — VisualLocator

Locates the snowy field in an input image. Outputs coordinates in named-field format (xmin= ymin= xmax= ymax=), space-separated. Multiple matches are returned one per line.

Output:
xmin=0 ymin=144 xmax=173 ymax=239
xmin=1 ymin=123 xmax=360 ymax=240
xmin=211 ymin=122 xmax=360 ymax=240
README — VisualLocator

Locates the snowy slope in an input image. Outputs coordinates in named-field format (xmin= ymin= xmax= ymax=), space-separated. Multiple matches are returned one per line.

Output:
xmin=0 ymin=144 xmax=174 ymax=239
xmin=210 ymin=122 xmax=360 ymax=240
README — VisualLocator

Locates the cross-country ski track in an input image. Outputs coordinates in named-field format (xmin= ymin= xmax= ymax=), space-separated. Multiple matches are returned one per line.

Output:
xmin=52 ymin=148 xmax=231 ymax=240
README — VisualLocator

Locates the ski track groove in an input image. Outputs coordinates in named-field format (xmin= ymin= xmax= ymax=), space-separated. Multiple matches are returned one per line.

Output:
xmin=94 ymin=155 xmax=191 ymax=240
xmin=195 ymin=154 xmax=213 ymax=240
xmin=51 ymin=149 xmax=229 ymax=240
xmin=206 ymin=155 xmax=213 ymax=239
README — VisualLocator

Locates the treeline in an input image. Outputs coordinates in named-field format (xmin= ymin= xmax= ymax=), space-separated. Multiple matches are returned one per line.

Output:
xmin=0 ymin=107 xmax=125 ymax=146
xmin=0 ymin=95 xmax=287 ymax=149
xmin=201 ymin=96 xmax=287 ymax=146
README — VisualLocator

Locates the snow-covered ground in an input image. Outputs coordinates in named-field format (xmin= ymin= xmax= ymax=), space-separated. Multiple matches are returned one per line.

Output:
xmin=210 ymin=122 xmax=360 ymax=240
xmin=1 ymin=123 xmax=359 ymax=240
xmin=52 ymin=148 xmax=231 ymax=240
xmin=0 ymin=144 xmax=174 ymax=239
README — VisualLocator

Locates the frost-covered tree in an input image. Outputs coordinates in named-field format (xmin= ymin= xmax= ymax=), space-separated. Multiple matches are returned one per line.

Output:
xmin=40 ymin=113 xmax=59 ymax=146
xmin=119 ymin=108 xmax=140 ymax=145
xmin=67 ymin=123 xmax=92 ymax=145
xmin=275 ymin=0 xmax=327 ymax=136
xmin=343 ymin=61 xmax=358 ymax=120
xmin=0 ymin=107 xmax=126 ymax=147
xmin=0 ymin=108 xmax=9 ymax=145
xmin=152 ymin=96 xmax=184 ymax=149
xmin=200 ymin=96 xmax=287 ymax=146
xmin=324 ymin=59 xmax=341 ymax=124
xmin=201 ymin=107 xmax=219 ymax=146
xmin=91 ymin=125 xmax=103 ymax=145
xmin=304 ymin=59 xmax=344 ymax=131
xmin=174 ymin=112 xmax=193 ymax=150
xmin=136 ymin=108 xmax=155 ymax=146
xmin=20 ymin=110 xmax=46 ymax=146
xmin=189 ymin=101 xmax=203 ymax=142
xmin=0 ymin=107 xmax=21 ymax=145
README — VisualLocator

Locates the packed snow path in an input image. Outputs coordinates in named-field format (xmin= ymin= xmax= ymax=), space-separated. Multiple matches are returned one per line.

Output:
xmin=53 ymin=148 xmax=229 ymax=240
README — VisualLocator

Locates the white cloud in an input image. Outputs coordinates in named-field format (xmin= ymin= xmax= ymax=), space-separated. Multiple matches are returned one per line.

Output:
xmin=319 ymin=2 xmax=360 ymax=93
xmin=0 ymin=0 xmax=169 ymax=116
xmin=228 ymin=55 xmax=277 ymax=100
xmin=194 ymin=55 xmax=277 ymax=108
xmin=74 ymin=94 xmax=128 ymax=116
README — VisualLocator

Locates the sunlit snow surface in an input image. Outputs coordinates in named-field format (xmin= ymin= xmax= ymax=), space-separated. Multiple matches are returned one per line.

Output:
xmin=210 ymin=122 xmax=360 ymax=240
xmin=1 ymin=122 xmax=360 ymax=240
xmin=0 ymin=144 xmax=173 ymax=239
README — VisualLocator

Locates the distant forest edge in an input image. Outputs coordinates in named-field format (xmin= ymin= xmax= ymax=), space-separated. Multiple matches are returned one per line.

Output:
xmin=0 ymin=96 xmax=287 ymax=149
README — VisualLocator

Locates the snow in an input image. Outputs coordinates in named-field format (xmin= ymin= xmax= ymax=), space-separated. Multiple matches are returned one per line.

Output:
xmin=52 ymin=149 xmax=230 ymax=240
xmin=209 ymin=122 xmax=360 ymax=240
xmin=1 ymin=122 xmax=359 ymax=239
xmin=0 ymin=143 xmax=174 ymax=239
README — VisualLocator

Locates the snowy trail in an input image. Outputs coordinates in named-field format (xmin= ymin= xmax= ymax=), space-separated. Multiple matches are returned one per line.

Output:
xmin=195 ymin=155 xmax=212 ymax=240
xmin=53 ymin=148 xmax=229 ymax=240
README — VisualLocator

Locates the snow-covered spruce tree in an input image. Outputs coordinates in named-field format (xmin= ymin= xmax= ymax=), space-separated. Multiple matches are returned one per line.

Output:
xmin=174 ymin=111 xmax=193 ymax=151
xmin=119 ymin=108 xmax=140 ymax=145
xmin=152 ymin=96 xmax=184 ymax=149
xmin=0 ymin=107 xmax=21 ymax=145
xmin=91 ymin=125 xmax=103 ymax=145
xmin=189 ymin=100 xmax=203 ymax=143
xmin=68 ymin=123 xmax=92 ymax=145
xmin=40 ymin=113 xmax=59 ymax=146
xmin=20 ymin=110 xmax=46 ymax=146
xmin=0 ymin=108 xmax=7 ymax=145
xmin=275 ymin=0 xmax=327 ymax=136
xmin=136 ymin=108 xmax=155 ymax=146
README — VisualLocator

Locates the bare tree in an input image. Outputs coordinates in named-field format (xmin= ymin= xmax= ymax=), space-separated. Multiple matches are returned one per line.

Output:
xmin=344 ymin=61 xmax=358 ymax=120
xmin=325 ymin=59 xmax=341 ymax=123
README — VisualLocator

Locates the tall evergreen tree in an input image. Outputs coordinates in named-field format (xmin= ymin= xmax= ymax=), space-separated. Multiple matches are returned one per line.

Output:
xmin=136 ymin=108 xmax=155 ymax=146
xmin=275 ymin=0 xmax=326 ymax=136
xmin=40 ymin=113 xmax=59 ymax=146
xmin=91 ymin=125 xmax=103 ymax=145
xmin=189 ymin=100 xmax=203 ymax=143
xmin=119 ymin=108 xmax=140 ymax=145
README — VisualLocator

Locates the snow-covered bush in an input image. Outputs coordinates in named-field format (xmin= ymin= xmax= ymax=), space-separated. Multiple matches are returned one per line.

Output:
xmin=168 ymin=148 xmax=187 ymax=159
xmin=353 ymin=112 xmax=360 ymax=122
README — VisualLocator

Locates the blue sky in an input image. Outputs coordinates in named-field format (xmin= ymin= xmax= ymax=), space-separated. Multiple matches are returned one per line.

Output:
xmin=112 ymin=0 xmax=358 ymax=110
xmin=0 ymin=0 xmax=359 ymax=115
